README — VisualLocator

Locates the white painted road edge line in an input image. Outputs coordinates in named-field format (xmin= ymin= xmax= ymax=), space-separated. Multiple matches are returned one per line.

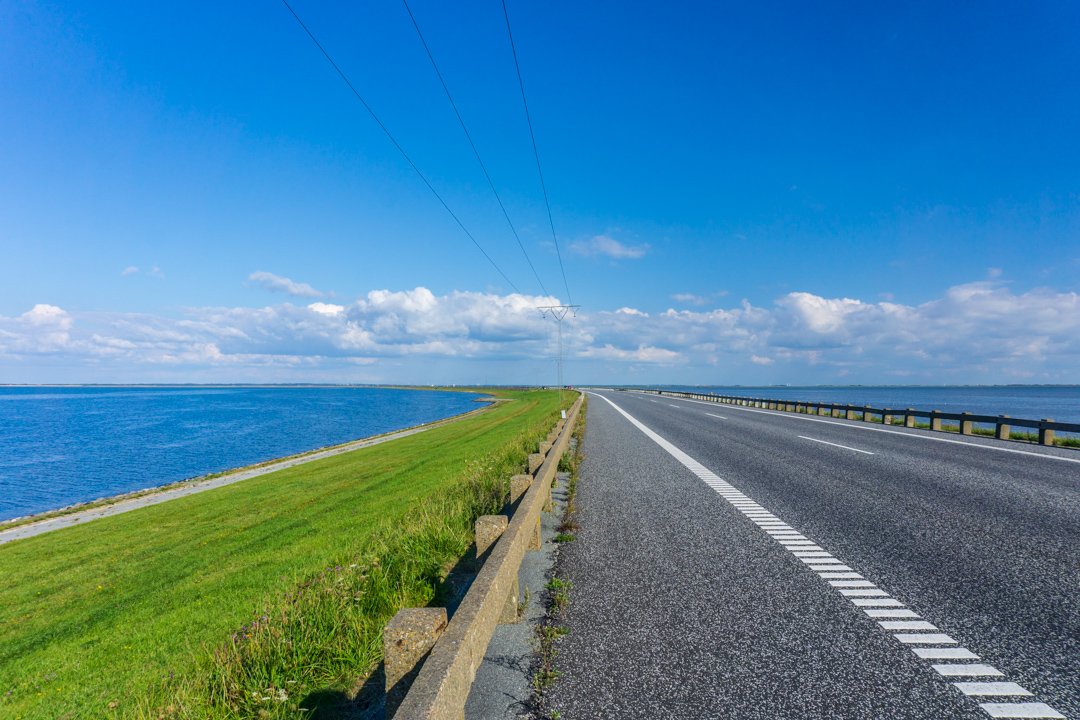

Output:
xmin=652 ymin=393 xmax=1080 ymax=465
xmin=797 ymin=436 xmax=874 ymax=455
xmin=592 ymin=392 xmax=1066 ymax=720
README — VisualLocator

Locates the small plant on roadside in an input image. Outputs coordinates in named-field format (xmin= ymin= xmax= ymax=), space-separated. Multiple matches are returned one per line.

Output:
xmin=552 ymin=534 xmax=576 ymax=543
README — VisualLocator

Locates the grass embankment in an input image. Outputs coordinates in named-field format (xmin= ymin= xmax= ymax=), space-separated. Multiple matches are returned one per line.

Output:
xmin=0 ymin=389 xmax=569 ymax=719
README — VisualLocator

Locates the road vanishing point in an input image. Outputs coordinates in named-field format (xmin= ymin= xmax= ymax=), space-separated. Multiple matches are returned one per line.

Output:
xmin=544 ymin=389 xmax=1077 ymax=719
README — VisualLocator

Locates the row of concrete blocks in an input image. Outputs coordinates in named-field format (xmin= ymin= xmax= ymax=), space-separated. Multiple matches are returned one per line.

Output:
xmin=654 ymin=391 xmax=1059 ymax=446
xmin=382 ymin=417 xmax=566 ymax=717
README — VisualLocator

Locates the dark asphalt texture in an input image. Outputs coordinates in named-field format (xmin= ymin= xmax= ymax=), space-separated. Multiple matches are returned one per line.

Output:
xmin=542 ymin=390 xmax=1079 ymax=720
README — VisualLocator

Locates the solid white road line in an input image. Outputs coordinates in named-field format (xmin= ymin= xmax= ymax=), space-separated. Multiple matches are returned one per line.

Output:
xmin=591 ymin=392 xmax=1063 ymax=720
xmin=706 ymin=413 xmax=727 ymax=420
xmin=647 ymin=392 xmax=1080 ymax=465
xmin=797 ymin=436 xmax=875 ymax=455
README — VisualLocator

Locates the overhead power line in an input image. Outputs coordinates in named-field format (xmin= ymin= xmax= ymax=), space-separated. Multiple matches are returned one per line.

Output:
xmin=280 ymin=0 xmax=525 ymax=297
xmin=501 ymin=0 xmax=573 ymax=305
xmin=401 ymin=0 xmax=551 ymax=300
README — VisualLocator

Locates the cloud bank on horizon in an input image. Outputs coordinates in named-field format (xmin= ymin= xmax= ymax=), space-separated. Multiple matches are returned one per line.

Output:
xmin=2 ymin=280 xmax=1077 ymax=385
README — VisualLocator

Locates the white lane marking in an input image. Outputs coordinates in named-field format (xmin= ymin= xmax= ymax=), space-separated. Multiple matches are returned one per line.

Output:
xmin=894 ymin=633 xmax=957 ymax=644
xmin=979 ymin=702 xmax=1065 ymax=718
xmin=649 ymin=393 xmax=1080 ymax=465
xmin=867 ymin=609 xmax=921 ymax=618
xmin=798 ymin=436 xmax=875 ymax=455
xmin=669 ymin=404 xmax=680 ymax=408
xmin=591 ymin=392 xmax=1066 ymax=720
xmin=820 ymin=572 xmax=863 ymax=579
xmin=879 ymin=621 xmax=938 ymax=630
xmin=706 ymin=413 xmax=727 ymax=420
xmin=954 ymin=682 xmax=1033 ymax=696
xmin=851 ymin=598 xmax=905 ymax=606
xmin=933 ymin=664 xmax=1005 ymax=677
xmin=830 ymin=580 xmax=875 ymax=587
xmin=913 ymin=648 xmax=980 ymax=659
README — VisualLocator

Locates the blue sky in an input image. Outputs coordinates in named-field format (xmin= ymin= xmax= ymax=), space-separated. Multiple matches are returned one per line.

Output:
xmin=2 ymin=1 xmax=1079 ymax=385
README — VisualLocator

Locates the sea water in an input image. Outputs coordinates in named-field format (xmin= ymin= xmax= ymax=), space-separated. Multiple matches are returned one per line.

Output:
xmin=0 ymin=386 xmax=481 ymax=522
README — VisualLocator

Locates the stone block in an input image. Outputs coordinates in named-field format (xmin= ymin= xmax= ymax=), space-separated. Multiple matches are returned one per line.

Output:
xmin=527 ymin=516 xmax=542 ymax=551
xmin=1039 ymin=419 xmax=1055 ymax=446
xmin=540 ymin=441 xmax=553 ymax=455
xmin=905 ymin=409 xmax=916 ymax=428
xmin=528 ymin=453 xmax=544 ymax=475
xmin=384 ymin=607 xmax=448 ymax=718
xmin=996 ymin=415 xmax=1010 ymax=440
xmin=499 ymin=576 xmax=520 ymax=625
xmin=475 ymin=515 xmax=507 ymax=559
xmin=509 ymin=474 xmax=531 ymax=506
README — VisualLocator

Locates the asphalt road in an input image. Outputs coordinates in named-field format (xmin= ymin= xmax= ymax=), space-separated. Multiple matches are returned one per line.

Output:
xmin=543 ymin=390 xmax=1079 ymax=720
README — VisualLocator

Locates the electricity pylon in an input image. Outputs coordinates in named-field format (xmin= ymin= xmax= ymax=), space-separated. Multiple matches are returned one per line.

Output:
xmin=538 ymin=305 xmax=580 ymax=403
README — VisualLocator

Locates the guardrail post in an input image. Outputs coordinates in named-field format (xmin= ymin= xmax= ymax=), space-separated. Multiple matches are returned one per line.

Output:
xmin=384 ymin=608 xmax=448 ymax=718
xmin=863 ymin=406 xmax=873 ymax=422
xmin=996 ymin=415 xmax=1010 ymax=440
xmin=960 ymin=412 xmax=973 ymax=435
xmin=1039 ymin=420 xmax=1055 ymax=446
xmin=931 ymin=412 xmax=941 ymax=431
xmin=846 ymin=408 xmax=856 ymax=420
xmin=528 ymin=453 xmax=544 ymax=475
xmin=539 ymin=440 xmax=553 ymax=455
xmin=905 ymin=409 xmax=915 ymax=428
xmin=882 ymin=409 xmax=892 ymax=425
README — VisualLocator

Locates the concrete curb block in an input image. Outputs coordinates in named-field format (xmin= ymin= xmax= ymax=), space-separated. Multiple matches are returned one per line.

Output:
xmin=388 ymin=393 xmax=583 ymax=720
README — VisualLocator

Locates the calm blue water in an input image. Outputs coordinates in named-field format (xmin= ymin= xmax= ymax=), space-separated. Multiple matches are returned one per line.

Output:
xmin=0 ymin=387 xmax=481 ymax=522
xmin=630 ymin=386 xmax=1080 ymax=425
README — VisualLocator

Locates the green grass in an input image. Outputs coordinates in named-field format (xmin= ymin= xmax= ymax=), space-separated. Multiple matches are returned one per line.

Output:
xmin=0 ymin=389 xmax=569 ymax=719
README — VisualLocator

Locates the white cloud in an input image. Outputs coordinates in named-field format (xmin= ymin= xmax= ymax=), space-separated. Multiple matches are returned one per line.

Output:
xmin=569 ymin=235 xmax=649 ymax=259
xmin=248 ymin=271 xmax=324 ymax=298
xmin=121 ymin=266 xmax=139 ymax=276
xmin=2 ymin=282 xmax=1079 ymax=382
xmin=672 ymin=293 xmax=712 ymax=306
xmin=148 ymin=266 xmax=165 ymax=279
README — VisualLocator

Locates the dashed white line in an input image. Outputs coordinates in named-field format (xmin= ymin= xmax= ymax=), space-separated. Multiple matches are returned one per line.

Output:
xmin=706 ymin=413 xmax=727 ymax=420
xmin=955 ymin=683 xmax=1033 ymax=697
xmin=798 ymin=435 xmax=874 ymax=455
xmin=979 ymin=703 xmax=1064 ymax=718
xmin=592 ymin=393 xmax=1064 ymax=720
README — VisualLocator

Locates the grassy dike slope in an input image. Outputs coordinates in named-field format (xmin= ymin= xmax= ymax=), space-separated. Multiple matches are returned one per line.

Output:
xmin=1 ymin=389 xmax=566 ymax=719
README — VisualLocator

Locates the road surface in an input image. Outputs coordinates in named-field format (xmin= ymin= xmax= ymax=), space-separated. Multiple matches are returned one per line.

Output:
xmin=543 ymin=389 xmax=1078 ymax=719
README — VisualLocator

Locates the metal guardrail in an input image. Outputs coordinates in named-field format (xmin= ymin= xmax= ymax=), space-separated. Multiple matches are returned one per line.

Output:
xmin=617 ymin=389 xmax=1078 ymax=446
